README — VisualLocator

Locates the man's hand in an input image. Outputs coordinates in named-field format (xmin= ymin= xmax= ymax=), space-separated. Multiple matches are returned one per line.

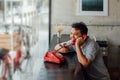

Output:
xmin=75 ymin=37 xmax=85 ymax=46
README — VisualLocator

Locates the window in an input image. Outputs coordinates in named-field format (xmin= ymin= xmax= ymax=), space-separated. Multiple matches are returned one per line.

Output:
xmin=76 ymin=0 xmax=108 ymax=16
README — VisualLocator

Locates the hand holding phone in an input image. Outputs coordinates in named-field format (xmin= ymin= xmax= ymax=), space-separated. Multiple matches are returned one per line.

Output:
xmin=76 ymin=37 xmax=84 ymax=46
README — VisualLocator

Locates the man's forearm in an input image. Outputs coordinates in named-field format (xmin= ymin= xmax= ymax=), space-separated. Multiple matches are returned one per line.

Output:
xmin=54 ymin=44 xmax=69 ymax=53
xmin=76 ymin=45 xmax=90 ymax=68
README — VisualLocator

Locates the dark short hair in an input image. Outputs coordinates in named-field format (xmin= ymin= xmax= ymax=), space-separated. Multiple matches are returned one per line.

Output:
xmin=71 ymin=22 xmax=88 ymax=35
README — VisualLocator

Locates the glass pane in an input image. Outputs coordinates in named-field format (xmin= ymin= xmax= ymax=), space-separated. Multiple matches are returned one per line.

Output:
xmin=34 ymin=0 xmax=50 ymax=54
xmin=0 ymin=0 xmax=4 ymax=22
xmin=6 ymin=1 xmax=21 ymax=24
xmin=0 ymin=0 xmax=50 ymax=52
xmin=0 ymin=0 xmax=50 ymax=79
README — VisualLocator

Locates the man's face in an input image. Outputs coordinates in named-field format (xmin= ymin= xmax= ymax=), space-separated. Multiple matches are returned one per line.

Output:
xmin=70 ymin=28 xmax=82 ymax=40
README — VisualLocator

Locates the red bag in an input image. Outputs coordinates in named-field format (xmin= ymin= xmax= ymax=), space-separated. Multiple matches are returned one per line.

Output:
xmin=44 ymin=51 xmax=65 ymax=64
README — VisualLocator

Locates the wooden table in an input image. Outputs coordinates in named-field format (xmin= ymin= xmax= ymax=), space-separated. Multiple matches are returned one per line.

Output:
xmin=38 ymin=58 xmax=85 ymax=80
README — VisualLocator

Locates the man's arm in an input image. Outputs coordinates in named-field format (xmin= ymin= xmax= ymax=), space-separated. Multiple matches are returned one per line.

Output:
xmin=54 ymin=44 xmax=69 ymax=53
xmin=75 ymin=37 xmax=91 ymax=68
xmin=76 ymin=45 xmax=91 ymax=68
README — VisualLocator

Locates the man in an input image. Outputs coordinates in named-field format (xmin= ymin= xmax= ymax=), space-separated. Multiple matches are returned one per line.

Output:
xmin=55 ymin=22 xmax=111 ymax=80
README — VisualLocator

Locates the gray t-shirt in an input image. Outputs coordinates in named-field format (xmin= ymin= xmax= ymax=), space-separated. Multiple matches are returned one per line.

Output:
xmin=61 ymin=37 xmax=110 ymax=80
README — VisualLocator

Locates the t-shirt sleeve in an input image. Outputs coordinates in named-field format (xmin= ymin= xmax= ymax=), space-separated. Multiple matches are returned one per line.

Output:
xmin=60 ymin=40 xmax=75 ymax=52
xmin=84 ymin=42 xmax=99 ymax=61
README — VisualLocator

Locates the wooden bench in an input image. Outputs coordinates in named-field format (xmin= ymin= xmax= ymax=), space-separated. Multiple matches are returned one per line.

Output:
xmin=0 ymin=34 xmax=11 ymax=50
xmin=0 ymin=34 xmax=20 ymax=50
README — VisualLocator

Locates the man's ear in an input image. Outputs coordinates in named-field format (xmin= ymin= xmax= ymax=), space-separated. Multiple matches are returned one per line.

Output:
xmin=82 ymin=34 xmax=87 ymax=40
